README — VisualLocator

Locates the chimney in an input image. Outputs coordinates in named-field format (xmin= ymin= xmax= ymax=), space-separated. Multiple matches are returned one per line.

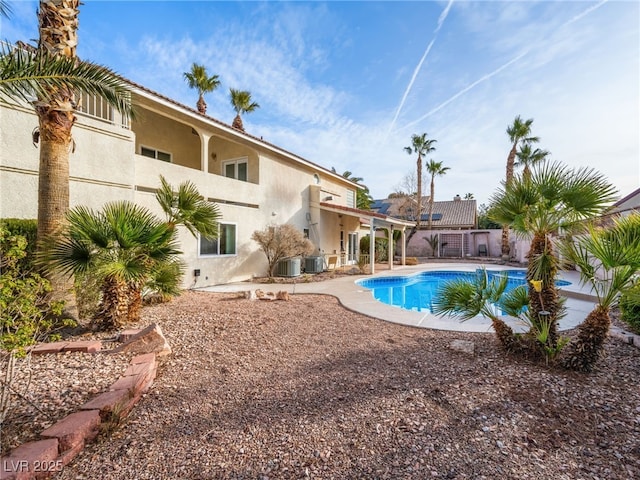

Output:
xmin=454 ymin=194 xmax=461 ymax=201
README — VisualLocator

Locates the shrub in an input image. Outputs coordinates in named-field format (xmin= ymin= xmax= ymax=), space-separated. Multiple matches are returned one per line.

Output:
xmin=252 ymin=224 xmax=315 ymax=277
xmin=0 ymin=219 xmax=37 ymax=273
xmin=360 ymin=235 xmax=388 ymax=262
xmin=619 ymin=283 xmax=640 ymax=334
xmin=0 ymin=226 xmax=70 ymax=355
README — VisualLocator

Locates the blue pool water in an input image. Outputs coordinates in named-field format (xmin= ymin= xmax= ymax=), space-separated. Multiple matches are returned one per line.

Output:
xmin=357 ymin=270 xmax=571 ymax=313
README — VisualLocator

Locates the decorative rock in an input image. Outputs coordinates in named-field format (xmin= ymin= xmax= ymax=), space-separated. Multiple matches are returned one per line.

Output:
xmin=63 ymin=340 xmax=101 ymax=353
xmin=275 ymin=291 xmax=290 ymax=301
xmin=450 ymin=339 xmax=475 ymax=355
xmin=112 ymin=323 xmax=171 ymax=356
xmin=29 ymin=342 xmax=68 ymax=355
xmin=0 ymin=439 xmax=60 ymax=480
xmin=40 ymin=410 xmax=101 ymax=453
xmin=118 ymin=329 xmax=142 ymax=342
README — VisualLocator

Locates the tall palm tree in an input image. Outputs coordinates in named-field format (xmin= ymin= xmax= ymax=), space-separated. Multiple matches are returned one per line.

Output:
xmin=183 ymin=62 xmax=220 ymax=114
xmin=515 ymin=144 xmax=550 ymax=179
xmin=25 ymin=0 xmax=132 ymax=320
xmin=425 ymin=159 xmax=450 ymax=230
xmin=489 ymin=162 xmax=617 ymax=351
xmin=229 ymin=88 xmax=259 ymax=132
xmin=559 ymin=213 xmax=640 ymax=372
xmin=331 ymin=168 xmax=373 ymax=210
xmin=463 ymin=193 xmax=474 ymax=200
xmin=501 ymin=116 xmax=539 ymax=259
xmin=404 ymin=133 xmax=437 ymax=231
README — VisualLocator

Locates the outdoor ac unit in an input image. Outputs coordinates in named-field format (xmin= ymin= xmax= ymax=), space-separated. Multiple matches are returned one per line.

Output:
xmin=304 ymin=256 xmax=324 ymax=274
xmin=276 ymin=257 xmax=301 ymax=277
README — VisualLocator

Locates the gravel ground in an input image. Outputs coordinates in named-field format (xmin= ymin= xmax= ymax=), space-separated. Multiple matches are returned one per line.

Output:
xmin=3 ymin=290 xmax=640 ymax=479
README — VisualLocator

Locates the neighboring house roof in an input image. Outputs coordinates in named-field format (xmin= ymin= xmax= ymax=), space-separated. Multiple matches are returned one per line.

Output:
xmin=371 ymin=196 xmax=477 ymax=229
xmin=608 ymin=187 xmax=640 ymax=216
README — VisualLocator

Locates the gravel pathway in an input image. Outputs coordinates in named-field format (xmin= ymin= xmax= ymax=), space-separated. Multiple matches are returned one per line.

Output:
xmin=5 ymin=291 xmax=640 ymax=479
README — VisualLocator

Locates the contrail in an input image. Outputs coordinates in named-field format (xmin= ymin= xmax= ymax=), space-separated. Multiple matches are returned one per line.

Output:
xmin=395 ymin=0 xmax=609 ymax=133
xmin=399 ymin=50 xmax=529 ymax=131
xmin=385 ymin=0 xmax=454 ymax=138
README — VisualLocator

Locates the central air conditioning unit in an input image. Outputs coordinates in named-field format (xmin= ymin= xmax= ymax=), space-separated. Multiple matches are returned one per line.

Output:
xmin=304 ymin=256 xmax=324 ymax=274
xmin=276 ymin=257 xmax=301 ymax=277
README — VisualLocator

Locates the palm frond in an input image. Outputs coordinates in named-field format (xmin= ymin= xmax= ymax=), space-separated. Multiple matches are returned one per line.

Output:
xmin=0 ymin=44 xmax=133 ymax=118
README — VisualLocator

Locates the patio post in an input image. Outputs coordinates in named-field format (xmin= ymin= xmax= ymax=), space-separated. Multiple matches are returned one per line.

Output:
xmin=389 ymin=225 xmax=394 ymax=270
xmin=370 ymin=220 xmax=375 ymax=275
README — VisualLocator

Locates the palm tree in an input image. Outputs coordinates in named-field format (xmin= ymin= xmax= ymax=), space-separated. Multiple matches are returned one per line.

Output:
xmin=404 ymin=133 xmax=437 ymax=232
xmin=501 ymin=116 xmax=539 ymax=259
xmin=464 ymin=193 xmax=474 ymax=200
xmin=155 ymin=175 xmax=221 ymax=238
xmin=433 ymin=269 xmax=526 ymax=352
xmin=559 ymin=213 xmax=640 ymax=372
xmin=17 ymin=0 xmax=133 ymax=320
xmin=44 ymin=176 xmax=220 ymax=328
xmin=183 ymin=62 xmax=220 ymax=114
xmin=515 ymin=144 xmax=550 ymax=179
xmin=229 ymin=88 xmax=259 ymax=132
xmin=425 ymin=159 xmax=450 ymax=230
xmin=331 ymin=168 xmax=373 ymax=210
xmin=489 ymin=162 xmax=617 ymax=351
xmin=45 ymin=201 xmax=181 ymax=330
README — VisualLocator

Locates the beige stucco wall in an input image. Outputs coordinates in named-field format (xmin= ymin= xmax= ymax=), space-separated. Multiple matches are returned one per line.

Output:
xmin=208 ymin=136 xmax=260 ymax=183
xmin=132 ymin=109 xmax=200 ymax=170
xmin=1 ymin=103 xmax=135 ymax=219
xmin=1 ymin=95 xmax=360 ymax=286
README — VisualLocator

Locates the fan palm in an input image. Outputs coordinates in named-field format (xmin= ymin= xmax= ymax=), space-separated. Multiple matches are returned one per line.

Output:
xmin=331 ymin=168 xmax=373 ymax=210
xmin=1 ymin=1 xmax=133 ymax=320
xmin=559 ymin=213 xmax=640 ymax=372
xmin=183 ymin=63 xmax=220 ymax=114
xmin=229 ymin=88 xmax=259 ymax=131
xmin=425 ymin=159 xmax=450 ymax=229
xmin=155 ymin=175 xmax=221 ymax=239
xmin=515 ymin=144 xmax=549 ymax=179
xmin=45 ymin=202 xmax=181 ymax=330
xmin=489 ymin=161 xmax=618 ymax=350
xmin=404 ymin=133 xmax=437 ymax=231
xmin=433 ymin=269 xmax=527 ymax=351
xmin=501 ymin=116 xmax=539 ymax=258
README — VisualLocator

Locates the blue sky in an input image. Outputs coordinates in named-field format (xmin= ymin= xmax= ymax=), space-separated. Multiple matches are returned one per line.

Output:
xmin=4 ymin=0 xmax=639 ymax=205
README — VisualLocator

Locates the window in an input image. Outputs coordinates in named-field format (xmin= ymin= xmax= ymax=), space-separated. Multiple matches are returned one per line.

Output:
xmin=346 ymin=189 xmax=356 ymax=209
xmin=141 ymin=146 xmax=171 ymax=162
xmin=199 ymin=223 xmax=237 ymax=256
xmin=222 ymin=158 xmax=248 ymax=181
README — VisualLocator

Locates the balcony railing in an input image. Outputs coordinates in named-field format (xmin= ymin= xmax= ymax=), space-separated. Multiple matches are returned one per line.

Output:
xmin=77 ymin=92 xmax=129 ymax=129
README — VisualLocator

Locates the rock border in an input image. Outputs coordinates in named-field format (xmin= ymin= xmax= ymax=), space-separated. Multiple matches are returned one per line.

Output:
xmin=1 ymin=347 xmax=157 ymax=480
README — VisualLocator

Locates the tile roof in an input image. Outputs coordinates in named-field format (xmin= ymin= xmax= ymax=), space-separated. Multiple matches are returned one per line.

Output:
xmin=371 ymin=196 xmax=477 ymax=228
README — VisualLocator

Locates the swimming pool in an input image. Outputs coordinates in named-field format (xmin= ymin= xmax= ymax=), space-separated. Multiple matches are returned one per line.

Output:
xmin=357 ymin=269 xmax=572 ymax=313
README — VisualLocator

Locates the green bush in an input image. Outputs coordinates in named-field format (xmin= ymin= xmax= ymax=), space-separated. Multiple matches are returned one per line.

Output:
xmin=360 ymin=235 xmax=388 ymax=262
xmin=0 ymin=226 xmax=71 ymax=356
xmin=619 ymin=283 xmax=640 ymax=334
xmin=0 ymin=219 xmax=37 ymax=273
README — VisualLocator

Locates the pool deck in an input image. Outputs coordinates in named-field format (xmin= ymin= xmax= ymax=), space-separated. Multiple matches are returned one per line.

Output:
xmin=199 ymin=263 xmax=598 ymax=334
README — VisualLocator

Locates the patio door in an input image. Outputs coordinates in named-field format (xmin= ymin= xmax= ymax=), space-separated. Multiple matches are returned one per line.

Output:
xmin=347 ymin=232 xmax=358 ymax=263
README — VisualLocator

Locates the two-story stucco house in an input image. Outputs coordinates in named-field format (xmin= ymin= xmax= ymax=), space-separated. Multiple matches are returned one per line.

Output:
xmin=1 ymin=79 xmax=409 ymax=287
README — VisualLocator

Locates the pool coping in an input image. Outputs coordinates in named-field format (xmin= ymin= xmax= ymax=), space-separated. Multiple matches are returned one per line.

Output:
xmin=199 ymin=263 xmax=598 ymax=333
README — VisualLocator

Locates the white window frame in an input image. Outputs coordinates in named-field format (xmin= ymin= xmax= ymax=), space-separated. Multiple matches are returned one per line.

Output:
xmin=199 ymin=222 xmax=238 ymax=257
xmin=222 ymin=156 xmax=248 ymax=181
xmin=346 ymin=189 xmax=356 ymax=209
xmin=140 ymin=145 xmax=172 ymax=163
